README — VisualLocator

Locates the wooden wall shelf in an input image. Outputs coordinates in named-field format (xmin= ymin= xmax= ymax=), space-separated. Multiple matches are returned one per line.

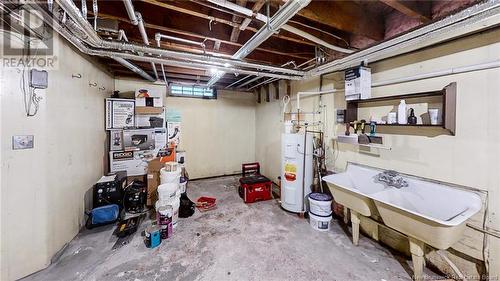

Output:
xmin=136 ymin=106 xmax=163 ymax=115
xmin=346 ymin=83 xmax=456 ymax=135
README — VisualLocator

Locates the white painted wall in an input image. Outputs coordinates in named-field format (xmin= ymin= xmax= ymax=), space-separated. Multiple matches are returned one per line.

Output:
xmin=255 ymin=29 xmax=500 ymax=278
xmin=0 ymin=34 xmax=113 ymax=280
xmin=114 ymin=79 xmax=256 ymax=179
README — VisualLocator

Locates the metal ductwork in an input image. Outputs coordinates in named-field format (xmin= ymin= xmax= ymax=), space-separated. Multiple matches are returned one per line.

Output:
xmin=54 ymin=0 xmax=305 ymax=79
xmin=36 ymin=0 xmax=500 ymax=86
xmin=207 ymin=0 xmax=312 ymax=86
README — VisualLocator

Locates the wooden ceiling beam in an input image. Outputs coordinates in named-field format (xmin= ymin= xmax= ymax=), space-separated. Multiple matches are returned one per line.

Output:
xmin=97 ymin=12 xmax=312 ymax=61
xmin=379 ymin=0 xmax=431 ymax=22
xmin=229 ymin=0 xmax=248 ymax=42
xmin=138 ymin=0 xmax=321 ymax=47
xmin=294 ymin=1 xmax=385 ymax=40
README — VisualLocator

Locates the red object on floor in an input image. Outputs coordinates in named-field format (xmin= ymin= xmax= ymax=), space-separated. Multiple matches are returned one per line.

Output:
xmin=196 ymin=197 xmax=217 ymax=212
xmin=239 ymin=163 xmax=272 ymax=203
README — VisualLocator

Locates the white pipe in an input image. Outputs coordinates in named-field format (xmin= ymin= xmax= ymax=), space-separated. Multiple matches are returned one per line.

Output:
xmin=155 ymin=33 xmax=205 ymax=49
xmin=248 ymin=77 xmax=277 ymax=90
xmin=297 ymin=89 xmax=338 ymax=111
xmin=156 ymin=37 xmax=168 ymax=85
xmin=238 ymin=76 xmax=263 ymax=88
xmin=118 ymin=29 xmax=128 ymax=42
xmin=54 ymin=0 xmax=304 ymax=77
xmin=122 ymin=0 xmax=138 ymax=25
xmin=136 ymin=12 xmax=158 ymax=80
xmin=372 ymin=60 xmax=500 ymax=87
xmin=207 ymin=0 xmax=353 ymax=54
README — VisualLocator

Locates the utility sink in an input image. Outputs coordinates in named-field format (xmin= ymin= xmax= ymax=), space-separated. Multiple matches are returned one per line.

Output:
xmin=322 ymin=162 xmax=482 ymax=280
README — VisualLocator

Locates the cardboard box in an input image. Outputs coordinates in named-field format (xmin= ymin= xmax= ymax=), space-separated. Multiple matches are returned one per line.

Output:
xmin=105 ymin=98 xmax=135 ymax=130
xmin=167 ymin=122 xmax=181 ymax=146
xmin=135 ymin=87 xmax=163 ymax=107
xmin=109 ymin=130 xmax=124 ymax=151
xmin=109 ymin=150 xmax=154 ymax=176
xmin=123 ymin=129 xmax=156 ymax=151
xmin=345 ymin=66 xmax=371 ymax=101
xmin=146 ymin=158 xmax=164 ymax=206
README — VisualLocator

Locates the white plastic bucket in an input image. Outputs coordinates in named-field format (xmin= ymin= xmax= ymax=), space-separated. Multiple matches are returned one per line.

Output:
xmin=160 ymin=168 xmax=181 ymax=184
xmin=163 ymin=161 xmax=179 ymax=172
xmin=308 ymin=193 xmax=333 ymax=217
xmin=158 ymin=183 xmax=179 ymax=201
xmin=309 ymin=212 xmax=332 ymax=232
xmin=156 ymin=197 xmax=180 ymax=227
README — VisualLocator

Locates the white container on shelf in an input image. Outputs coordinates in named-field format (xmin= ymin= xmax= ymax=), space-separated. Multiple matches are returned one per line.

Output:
xmin=397 ymin=100 xmax=407 ymax=124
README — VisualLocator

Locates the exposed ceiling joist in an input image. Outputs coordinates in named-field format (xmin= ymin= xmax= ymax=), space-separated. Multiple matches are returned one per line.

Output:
xmin=139 ymin=0 xmax=322 ymax=47
xmin=229 ymin=0 xmax=248 ymax=42
xmin=96 ymin=12 xmax=313 ymax=62
xmin=379 ymin=0 xmax=431 ymax=22
xmin=295 ymin=1 xmax=385 ymax=40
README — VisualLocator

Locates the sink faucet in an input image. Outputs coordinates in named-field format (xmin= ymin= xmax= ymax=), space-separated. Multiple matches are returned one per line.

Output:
xmin=376 ymin=170 xmax=408 ymax=189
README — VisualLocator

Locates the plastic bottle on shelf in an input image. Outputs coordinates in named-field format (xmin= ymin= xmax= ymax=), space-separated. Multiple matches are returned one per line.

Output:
xmin=398 ymin=100 xmax=407 ymax=124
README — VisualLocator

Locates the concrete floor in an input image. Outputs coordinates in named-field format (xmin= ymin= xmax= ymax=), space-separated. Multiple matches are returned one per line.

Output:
xmin=24 ymin=176 xmax=441 ymax=281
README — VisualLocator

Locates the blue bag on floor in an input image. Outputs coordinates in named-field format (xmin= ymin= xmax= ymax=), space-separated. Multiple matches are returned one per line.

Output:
xmin=86 ymin=204 xmax=120 ymax=229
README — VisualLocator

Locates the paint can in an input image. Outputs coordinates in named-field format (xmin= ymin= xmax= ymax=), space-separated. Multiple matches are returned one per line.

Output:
xmin=145 ymin=225 xmax=161 ymax=248
xmin=157 ymin=205 xmax=173 ymax=239
xmin=308 ymin=193 xmax=333 ymax=217
xmin=309 ymin=212 xmax=332 ymax=232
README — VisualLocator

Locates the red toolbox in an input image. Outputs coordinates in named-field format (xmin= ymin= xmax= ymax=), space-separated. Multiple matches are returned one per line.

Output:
xmin=239 ymin=163 xmax=272 ymax=203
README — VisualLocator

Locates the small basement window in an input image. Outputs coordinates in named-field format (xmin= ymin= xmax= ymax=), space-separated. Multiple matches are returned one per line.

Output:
xmin=169 ymin=84 xmax=216 ymax=99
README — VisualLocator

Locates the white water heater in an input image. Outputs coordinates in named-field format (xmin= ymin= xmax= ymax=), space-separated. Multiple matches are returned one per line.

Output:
xmin=281 ymin=133 xmax=313 ymax=213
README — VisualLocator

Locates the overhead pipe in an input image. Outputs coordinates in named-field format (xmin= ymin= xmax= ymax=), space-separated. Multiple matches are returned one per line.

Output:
xmin=122 ymin=0 xmax=138 ymax=25
xmin=248 ymin=77 xmax=277 ymax=90
xmin=155 ymin=36 xmax=168 ymax=85
xmin=207 ymin=0 xmax=353 ymax=54
xmin=56 ymin=23 xmax=301 ymax=81
xmin=54 ymin=0 xmax=305 ymax=77
xmin=229 ymin=60 xmax=297 ymax=89
xmin=136 ymin=12 xmax=158 ymax=80
xmin=155 ymin=32 xmax=206 ymax=49
xmin=113 ymin=30 xmax=155 ymax=81
xmin=207 ymin=0 xmax=312 ymax=86
xmin=237 ymin=76 xmax=263 ymax=89
xmin=113 ymin=57 xmax=156 ymax=81
xmin=117 ymin=29 xmax=128 ymax=42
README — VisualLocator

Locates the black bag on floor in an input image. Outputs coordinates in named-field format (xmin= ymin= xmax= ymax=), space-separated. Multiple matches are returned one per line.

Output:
xmin=179 ymin=192 xmax=195 ymax=218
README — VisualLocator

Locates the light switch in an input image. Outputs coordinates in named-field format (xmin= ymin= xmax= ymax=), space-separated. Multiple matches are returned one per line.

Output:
xmin=12 ymin=135 xmax=34 ymax=150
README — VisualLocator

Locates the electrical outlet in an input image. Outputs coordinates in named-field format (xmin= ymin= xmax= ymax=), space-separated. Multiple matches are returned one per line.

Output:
xmin=12 ymin=135 xmax=34 ymax=150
